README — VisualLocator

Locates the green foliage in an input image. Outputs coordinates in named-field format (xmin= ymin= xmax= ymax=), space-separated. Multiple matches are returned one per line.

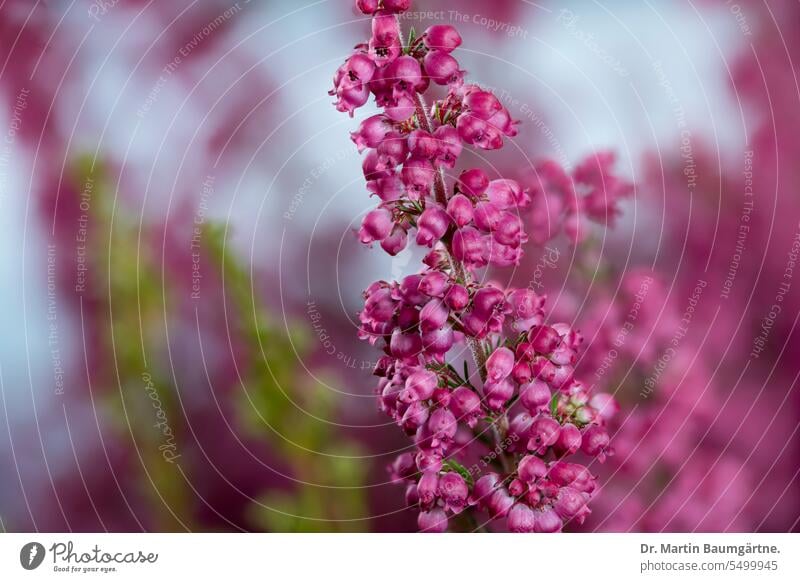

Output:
xmin=69 ymin=156 xmax=367 ymax=532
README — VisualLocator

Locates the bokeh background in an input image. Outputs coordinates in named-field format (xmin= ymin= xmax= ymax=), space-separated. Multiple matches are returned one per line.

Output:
xmin=1 ymin=0 xmax=798 ymax=532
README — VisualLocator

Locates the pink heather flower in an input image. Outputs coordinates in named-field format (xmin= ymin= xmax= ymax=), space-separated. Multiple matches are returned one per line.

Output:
xmin=451 ymin=226 xmax=486 ymax=268
xmin=555 ymin=423 xmax=583 ymax=456
xmin=528 ymin=415 xmax=560 ymax=454
xmin=483 ymin=239 xmax=523 ymax=267
xmin=359 ymin=207 xmax=393 ymax=244
xmin=401 ymin=401 xmax=430 ymax=433
xmin=362 ymin=149 xmax=391 ymax=181
xmin=419 ymin=298 xmax=449 ymax=332
xmin=507 ymin=289 xmax=545 ymax=332
xmin=458 ymin=168 xmax=490 ymax=198
xmin=421 ymin=325 xmax=454 ymax=356
xmin=529 ymin=325 xmax=562 ymax=354
xmin=426 ymin=407 xmax=457 ymax=444
xmin=423 ymin=25 xmax=462 ymax=53
xmin=405 ymin=483 xmax=419 ymax=506
xmin=517 ymin=454 xmax=547 ymax=483
xmin=432 ymin=125 xmax=462 ymax=168
xmin=487 ymin=488 xmax=515 ymax=519
xmin=416 ymin=205 xmax=451 ymax=247
xmin=388 ymin=452 xmax=416 ymax=483
xmin=408 ymin=129 xmax=439 ymax=159
xmin=443 ymin=283 xmax=469 ymax=310
xmin=419 ymin=270 xmax=449 ymax=297
xmin=446 ymin=193 xmax=474 ymax=227
xmin=439 ymin=472 xmax=468 ymax=513
xmin=573 ymin=150 xmax=633 ymax=224
xmin=380 ymin=224 xmax=408 ymax=256
xmin=548 ymin=462 xmax=596 ymax=494
xmin=389 ymin=329 xmax=422 ymax=359
xmin=508 ymin=412 xmax=534 ymax=451
xmin=356 ymin=0 xmax=379 ymax=14
xmin=519 ymin=380 xmax=551 ymax=412
xmin=330 ymin=53 xmax=376 ymax=116
xmin=369 ymin=14 xmax=402 ymax=67
xmin=333 ymin=6 xmax=623 ymax=533
xmin=493 ymin=212 xmax=526 ymax=247
xmin=402 ymin=369 xmax=438 ymax=402
xmin=554 ymin=487 xmax=590 ymax=523
xmin=508 ymin=503 xmax=536 ymax=533
xmin=533 ymin=508 xmax=562 ymax=533
xmin=418 ymin=508 xmax=448 ymax=532
xmin=473 ymin=200 xmax=502 ymax=231
xmin=484 ymin=378 xmax=515 ymax=411
xmin=394 ymin=274 xmax=426 ymax=305
xmin=486 ymin=346 xmax=515 ymax=382
xmin=424 ymin=50 xmax=462 ymax=85
xmin=463 ymin=89 xmax=501 ymax=118
xmin=472 ymin=286 xmax=506 ymax=319
xmin=486 ymin=179 xmax=529 ymax=208
xmin=470 ymin=473 xmax=500 ymax=505
xmin=416 ymin=451 xmax=443 ymax=473
xmin=417 ymin=470 xmax=440 ymax=510
xmin=351 ymin=114 xmax=391 ymax=152
xmin=401 ymin=157 xmax=435 ymax=199
xmin=376 ymin=131 xmax=409 ymax=169
xmin=581 ymin=425 xmax=612 ymax=462
xmin=367 ymin=174 xmax=404 ymax=202
xmin=589 ymin=393 xmax=619 ymax=422
xmin=448 ymin=386 xmax=482 ymax=427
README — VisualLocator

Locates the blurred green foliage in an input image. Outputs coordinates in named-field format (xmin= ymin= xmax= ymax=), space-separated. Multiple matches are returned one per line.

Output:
xmin=70 ymin=155 xmax=367 ymax=532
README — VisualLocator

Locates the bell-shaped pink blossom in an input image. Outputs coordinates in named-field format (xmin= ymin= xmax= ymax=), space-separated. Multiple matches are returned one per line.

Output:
xmin=416 ymin=205 xmax=450 ymax=247
xmin=359 ymin=207 xmax=393 ymax=244
xmin=439 ymin=472 xmax=468 ymax=513
xmin=418 ymin=508 xmax=448 ymax=532
xmin=528 ymin=415 xmax=560 ymax=454
xmin=486 ymin=346 xmax=515 ymax=382
xmin=423 ymin=24 xmax=462 ymax=52
xmin=520 ymin=380 xmax=551 ymax=412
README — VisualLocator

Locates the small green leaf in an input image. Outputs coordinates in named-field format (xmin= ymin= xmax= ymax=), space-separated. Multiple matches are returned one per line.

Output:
xmin=550 ymin=392 xmax=559 ymax=416
xmin=443 ymin=459 xmax=473 ymax=485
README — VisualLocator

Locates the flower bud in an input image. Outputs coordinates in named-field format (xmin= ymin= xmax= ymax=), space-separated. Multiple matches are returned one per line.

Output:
xmin=443 ymin=283 xmax=469 ymax=310
xmin=533 ymin=508 xmax=562 ymax=532
xmin=520 ymin=380 xmax=551 ymax=412
xmin=417 ymin=470 xmax=440 ymax=510
xmin=581 ymin=425 xmax=612 ymax=462
xmin=486 ymin=346 xmax=515 ymax=382
xmin=359 ymin=207 xmax=393 ymax=244
xmin=389 ymin=452 xmax=416 ymax=482
xmin=447 ymin=194 xmax=474 ymax=227
xmin=419 ymin=298 xmax=449 ymax=332
xmin=508 ymin=503 xmax=536 ymax=532
xmin=424 ymin=50 xmax=461 ymax=85
xmin=423 ymin=24 xmax=462 ymax=52
xmin=416 ymin=205 xmax=450 ymax=247
xmin=449 ymin=386 xmax=482 ymax=427
xmin=517 ymin=454 xmax=547 ymax=483
xmin=380 ymin=224 xmax=408 ymax=256
xmin=528 ymin=415 xmax=560 ymax=454
xmin=418 ymin=508 xmax=448 ymax=532
xmin=458 ymin=168 xmax=489 ymax=198
xmin=419 ymin=270 xmax=449 ymax=297
xmin=554 ymin=423 xmax=582 ymax=456
xmin=484 ymin=378 xmax=515 ymax=411
xmin=439 ymin=472 xmax=468 ymax=513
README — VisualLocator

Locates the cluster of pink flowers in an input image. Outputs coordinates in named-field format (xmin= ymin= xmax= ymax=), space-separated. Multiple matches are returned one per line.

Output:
xmin=525 ymin=153 xmax=633 ymax=245
xmin=332 ymin=0 xmax=621 ymax=532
